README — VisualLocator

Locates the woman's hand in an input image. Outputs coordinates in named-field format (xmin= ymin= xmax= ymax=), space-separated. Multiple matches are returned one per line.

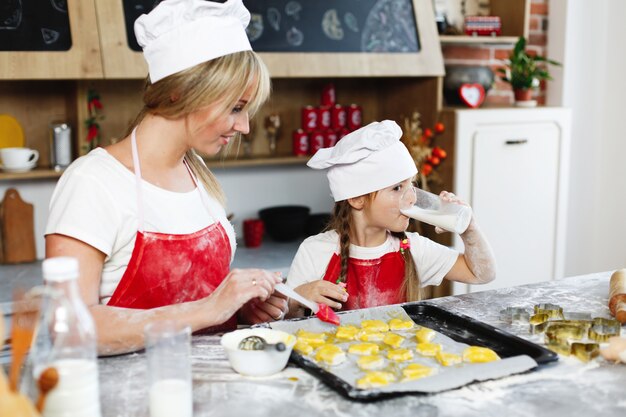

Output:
xmin=294 ymin=281 xmax=348 ymax=310
xmin=203 ymin=269 xmax=283 ymax=325
xmin=239 ymin=293 xmax=289 ymax=324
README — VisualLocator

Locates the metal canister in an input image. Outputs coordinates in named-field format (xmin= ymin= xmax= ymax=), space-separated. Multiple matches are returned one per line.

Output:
xmin=330 ymin=104 xmax=346 ymax=130
xmin=292 ymin=129 xmax=309 ymax=156
xmin=301 ymin=105 xmax=317 ymax=132
xmin=317 ymin=106 xmax=331 ymax=130
xmin=347 ymin=104 xmax=362 ymax=131
xmin=321 ymin=83 xmax=336 ymax=106
xmin=309 ymin=131 xmax=325 ymax=155
xmin=324 ymin=130 xmax=338 ymax=148
xmin=49 ymin=122 xmax=72 ymax=170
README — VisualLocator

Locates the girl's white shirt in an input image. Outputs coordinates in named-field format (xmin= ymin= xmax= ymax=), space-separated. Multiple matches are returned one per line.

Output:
xmin=287 ymin=230 xmax=458 ymax=289
xmin=45 ymin=148 xmax=236 ymax=304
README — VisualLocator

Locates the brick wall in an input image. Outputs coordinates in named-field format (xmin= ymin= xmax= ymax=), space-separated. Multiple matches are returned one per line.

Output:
xmin=441 ymin=0 xmax=549 ymax=106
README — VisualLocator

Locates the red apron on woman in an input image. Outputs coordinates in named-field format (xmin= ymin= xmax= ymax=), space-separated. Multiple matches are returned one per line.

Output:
xmin=107 ymin=128 xmax=236 ymax=330
xmin=322 ymin=251 xmax=406 ymax=310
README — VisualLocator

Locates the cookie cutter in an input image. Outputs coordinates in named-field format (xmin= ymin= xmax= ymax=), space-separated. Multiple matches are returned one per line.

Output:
xmin=544 ymin=323 xmax=587 ymax=355
xmin=563 ymin=312 xmax=592 ymax=321
xmin=588 ymin=317 xmax=621 ymax=342
xmin=529 ymin=313 xmax=550 ymax=334
xmin=570 ymin=342 xmax=600 ymax=362
xmin=499 ymin=307 xmax=530 ymax=324
xmin=534 ymin=303 xmax=564 ymax=320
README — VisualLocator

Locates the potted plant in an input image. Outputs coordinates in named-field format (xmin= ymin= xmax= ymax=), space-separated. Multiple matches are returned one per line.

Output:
xmin=497 ymin=37 xmax=561 ymax=106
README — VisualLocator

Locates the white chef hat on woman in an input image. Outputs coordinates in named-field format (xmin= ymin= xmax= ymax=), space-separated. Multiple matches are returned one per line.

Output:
xmin=308 ymin=120 xmax=418 ymax=202
xmin=134 ymin=0 xmax=252 ymax=83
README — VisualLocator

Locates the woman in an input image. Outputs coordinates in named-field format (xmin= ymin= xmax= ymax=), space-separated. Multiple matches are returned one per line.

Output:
xmin=45 ymin=0 xmax=287 ymax=355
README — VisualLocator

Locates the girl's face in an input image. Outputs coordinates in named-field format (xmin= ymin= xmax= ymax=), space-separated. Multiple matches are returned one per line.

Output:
xmin=186 ymin=84 xmax=254 ymax=155
xmin=363 ymin=178 xmax=415 ymax=233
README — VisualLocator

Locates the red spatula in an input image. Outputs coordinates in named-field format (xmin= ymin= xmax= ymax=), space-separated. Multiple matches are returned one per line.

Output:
xmin=275 ymin=283 xmax=340 ymax=326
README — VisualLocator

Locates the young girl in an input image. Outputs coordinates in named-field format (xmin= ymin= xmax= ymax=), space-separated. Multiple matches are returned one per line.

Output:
xmin=286 ymin=120 xmax=496 ymax=315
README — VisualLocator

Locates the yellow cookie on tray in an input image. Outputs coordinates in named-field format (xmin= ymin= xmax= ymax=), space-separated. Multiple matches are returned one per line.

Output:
xmin=315 ymin=344 xmax=346 ymax=366
xmin=358 ymin=329 xmax=385 ymax=342
xmin=296 ymin=329 xmax=327 ymax=348
xmin=348 ymin=342 xmax=380 ymax=356
xmin=383 ymin=332 xmax=405 ymax=348
xmin=388 ymin=318 xmax=415 ymax=331
xmin=402 ymin=363 xmax=435 ymax=381
xmin=463 ymin=346 xmax=501 ymax=363
xmin=416 ymin=342 xmax=442 ymax=357
xmin=356 ymin=371 xmax=396 ymax=389
xmin=415 ymin=327 xmax=436 ymax=343
xmin=357 ymin=355 xmax=385 ymax=370
xmin=335 ymin=325 xmax=360 ymax=341
xmin=387 ymin=348 xmax=414 ymax=362
xmin=293 ymin=340 xmax=314 ymax=355
xmin=436 ymin=351 xmax=462 ymax=366
xmin=360 ymin=319 xmax=390 ymax=332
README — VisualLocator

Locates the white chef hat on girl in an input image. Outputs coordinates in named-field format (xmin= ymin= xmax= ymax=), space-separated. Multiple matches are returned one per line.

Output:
xmin=134 ymin=0 xmax=252 ymax=83
xmin=307 ymin=120 xmax=418 ymax=202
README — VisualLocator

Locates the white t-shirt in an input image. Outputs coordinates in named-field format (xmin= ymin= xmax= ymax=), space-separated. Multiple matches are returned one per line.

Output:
xmin=45 ymin=148 xmax=236 ymax=304
xmin=287 ymin=230 xmax=458 ymax=290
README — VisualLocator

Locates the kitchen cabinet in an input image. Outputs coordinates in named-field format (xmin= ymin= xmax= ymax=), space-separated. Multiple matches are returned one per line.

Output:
xmin=442 ymin=107 xmax=571 ymax=294
xmin=0 ymin=0 xmax=103 ymax=79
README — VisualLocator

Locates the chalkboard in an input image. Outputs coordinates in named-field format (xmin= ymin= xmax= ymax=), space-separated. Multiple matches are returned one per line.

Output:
xmin=122 ymin=0 xmax=419 ymax=53
xmin=0 ymin=0 xmax=72 ymax=51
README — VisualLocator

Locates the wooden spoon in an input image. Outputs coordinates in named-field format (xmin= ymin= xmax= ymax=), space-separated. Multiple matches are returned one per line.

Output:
xmin=36 ymin=367 xmax=59 ymax=413
xmin=8 ymin=289 xmax=39 ymax=392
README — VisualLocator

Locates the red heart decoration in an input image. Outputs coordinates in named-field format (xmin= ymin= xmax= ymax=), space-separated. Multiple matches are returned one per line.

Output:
xmin=459 ymin=83 xmax=486 ymax=108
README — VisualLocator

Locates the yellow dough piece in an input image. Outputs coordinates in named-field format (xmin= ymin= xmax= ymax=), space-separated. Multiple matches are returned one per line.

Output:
xmin=358 ymin=329 xmax=385 ymax=342
xmin=335 ymin=325 xmax=360 ymax=341
xmin=360 ymin=320 xmax=390 ymax=332
xmin=388 ymin=318 xmax=415 ymax=331
xmin=387 ymin=348 xmax=414 ymax=362
xmin=293 ymin=340 xmax=313 ymax=355
xmin=415 ymin=327 xmax=436 ymax=343
xmin=348 ymin=343 xmax=380 ymax=356
xmin=436 ymin=351 xmax=462 ymax=366
xmin=402 ymin=363 xmax=435 ymax=381
xmin=463 ymin=346 xmax=501 ymax=363
xmin=356 ymin=355 xmax=385 ymax=370
xmin=296 ymin=329 xmax=327 ymax=348
xmin=416 ymin=342 xmax=442 ymax=357
xmin=356 ymin=371 xmax=396 ymax=389
xmin=315 ymin=344 xmax=346 ymax=366
xmin=383 ymin=333 xmax=405 ymax=348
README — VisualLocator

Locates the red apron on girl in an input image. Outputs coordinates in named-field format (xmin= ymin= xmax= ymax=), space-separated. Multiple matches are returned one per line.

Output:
xmin=322 ymin=251 xmax=405 ymax=310
xmin=107 ymin=128 xmax=236 ymax=330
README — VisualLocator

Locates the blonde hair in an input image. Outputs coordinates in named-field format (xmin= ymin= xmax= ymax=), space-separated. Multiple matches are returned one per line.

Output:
xmin=326 ymin=196 xmax=421 ymax=303
xmin=126 ymin=50 xmax=271 ymax=206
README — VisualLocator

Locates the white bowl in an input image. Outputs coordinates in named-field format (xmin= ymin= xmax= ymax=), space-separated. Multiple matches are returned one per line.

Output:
xmin=221 ymin=328 xmax=296 ymax=377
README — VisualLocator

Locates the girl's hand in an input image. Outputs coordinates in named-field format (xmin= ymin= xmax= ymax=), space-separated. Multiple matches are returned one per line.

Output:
xmin=294 ymin=281 xmax=348 ymax=310
xmin=203 ymin=269 xmax=282 ymax=325
xmin=239 ymin=293 xmax=289 ymax=324
xmin=436 ymin=191 xmax=474 ymax=234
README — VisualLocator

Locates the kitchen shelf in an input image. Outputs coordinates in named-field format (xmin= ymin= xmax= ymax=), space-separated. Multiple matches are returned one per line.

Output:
xmin=0 ymin=169 xmax=64 ymax=181
xmin=439 ymin=35 xmax=520 ymax=45
xmin=204 ymin=156 xmax=310 ymax=169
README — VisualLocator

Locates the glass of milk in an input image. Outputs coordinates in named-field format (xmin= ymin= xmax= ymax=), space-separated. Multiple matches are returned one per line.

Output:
xmin=145 ymin=321 xmax=193 ymax=417
xmin=399 ymin=186 xmax=472 ymax=234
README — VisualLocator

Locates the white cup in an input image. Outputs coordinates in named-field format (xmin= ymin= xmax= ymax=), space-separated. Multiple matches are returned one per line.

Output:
xmin=399 ymin=186 xmax=472 ymax=234
xmin=0 ymin=147 xmax=39 ymax=169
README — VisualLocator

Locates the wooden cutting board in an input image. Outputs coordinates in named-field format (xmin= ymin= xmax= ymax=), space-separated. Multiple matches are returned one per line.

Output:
xmin=0 ymin=188 xmax=36 ymax=264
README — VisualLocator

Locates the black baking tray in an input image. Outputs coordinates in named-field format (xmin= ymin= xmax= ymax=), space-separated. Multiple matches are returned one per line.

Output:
xmin=286 ymin=302 xmax=558 ymax=401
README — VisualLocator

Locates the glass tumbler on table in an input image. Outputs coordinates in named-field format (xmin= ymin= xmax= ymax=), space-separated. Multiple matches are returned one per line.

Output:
xmin=145 ymin=321 xmax=192 ymax=417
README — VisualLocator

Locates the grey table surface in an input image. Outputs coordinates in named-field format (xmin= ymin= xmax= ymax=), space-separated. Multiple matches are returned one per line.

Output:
xmin=94 ymin=271 xmax=625 ymax=417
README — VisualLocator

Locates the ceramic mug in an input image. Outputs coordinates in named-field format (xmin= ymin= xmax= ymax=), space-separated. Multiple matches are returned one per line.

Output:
xmin=0 ymin=147 xmax=39 ymax=169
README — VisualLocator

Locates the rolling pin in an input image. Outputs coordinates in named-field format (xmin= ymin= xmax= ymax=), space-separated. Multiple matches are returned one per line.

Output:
xmin=609 ymin=269 xmax=626 ymax=323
